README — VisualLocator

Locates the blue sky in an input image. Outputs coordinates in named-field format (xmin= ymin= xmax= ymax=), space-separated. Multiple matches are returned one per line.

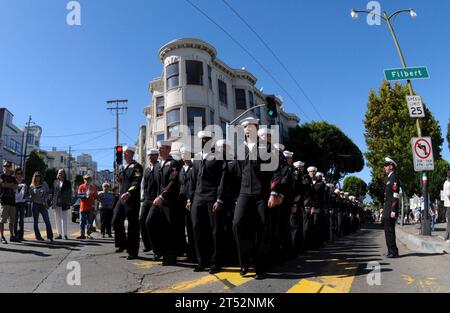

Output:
xmin=0 ymin=0 xmax=449 ymax=183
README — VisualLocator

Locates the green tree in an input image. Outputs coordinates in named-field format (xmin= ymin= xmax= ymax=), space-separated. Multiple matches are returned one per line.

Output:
xmin=343 ymin=176 xmax=368 ymax=200
xmin=287 ymin=121 xmax=364 ymax=184
xmin=428 ymin=159 xmax=450 ymax=202
xmin=74 ymin=175 xmax=84 ymax=188
xmin=44 ymin=168 xmax=58 ymax=189
xmin=364 ymin=80 xmax=444 ymax=203
xmin=447 ymin=119 xmax=450 ymax=151
xmin=25 ymin=150 xmax=47 ymax=185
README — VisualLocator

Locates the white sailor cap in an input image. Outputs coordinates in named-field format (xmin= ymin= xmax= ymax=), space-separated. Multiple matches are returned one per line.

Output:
xmin=198 ymin=130 xmax=213 ymax=139
xmin=283 ymin=151 xmax=294 ymax=158
xmin=157 ymin=141 xmax=172 ymax=148
xmin=147 ymin=148 xmax=159 ymax=156
xmin=257 ymin=128 xmax=272 ymax=137
xmin=293 ymin=161 xmax=305 ymax=168
xmin=316 ymin=172 xmax=324 ymax=177
xmin=334 ymin=188 xmax=341 ymax=194
xmin=123 ymin=146 xmax=135 ymax=153
xmin=344 ymin=192 xmax=350 ymax=196
xmin=170 ymin=151 xmax=181 ymax=161
xmin=384 ymin=157 xmax=397 ymax=167
xmin=179 ymin=146 xmax=190 ymax=154
xmin=240 ymin=116 xmax=260 ymax=127
xmin=307 ymin=166 xmax=317 ymax=172
xmin=273 ymin=143 xmax=285 ymax=151
xmin=215 ymin=139 xmax=231 ymax=147
xmin=326 ymin=183 xmax=334 ymax=188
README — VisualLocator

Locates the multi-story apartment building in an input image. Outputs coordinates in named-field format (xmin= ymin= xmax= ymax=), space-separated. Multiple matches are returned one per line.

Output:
xmin=141 ymin=38 xmax=300 ymax=160
xmin=0 ymin=108 xmax=24 ymax=169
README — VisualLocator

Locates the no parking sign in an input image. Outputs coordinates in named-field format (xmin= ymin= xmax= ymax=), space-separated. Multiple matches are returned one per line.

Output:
xmin=411 ymin=137 xmax=434 ymax=171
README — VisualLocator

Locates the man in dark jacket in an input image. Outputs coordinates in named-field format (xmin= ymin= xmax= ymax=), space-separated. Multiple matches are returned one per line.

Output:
xmin=383 ymin=157 xmax=400 ymax=258
xmin=190 ymin=131 xmax=227 ymax=274
xmin=112 ymin=146 xmax=143 ymax=260
xmin=179 ymin=147 xmax=196 ymax=262
xmin=139 ymin=148 xmax=159 ymax=253
xmin=233 ymin=117 xmax=284 ymax=280
xmin=146 ymin=141 xmax=182 ymax=265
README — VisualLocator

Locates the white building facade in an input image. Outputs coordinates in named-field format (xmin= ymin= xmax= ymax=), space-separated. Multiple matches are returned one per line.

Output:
xmin=142 ymin=38 xmax=300 ymax=161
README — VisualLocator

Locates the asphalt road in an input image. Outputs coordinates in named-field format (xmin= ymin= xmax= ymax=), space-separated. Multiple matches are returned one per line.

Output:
xmin=1 ymin=212 xmax=450 ymax=293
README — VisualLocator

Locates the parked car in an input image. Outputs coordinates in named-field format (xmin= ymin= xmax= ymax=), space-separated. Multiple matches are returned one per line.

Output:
xmin=71 ymin=198 xmax=80 ymax=223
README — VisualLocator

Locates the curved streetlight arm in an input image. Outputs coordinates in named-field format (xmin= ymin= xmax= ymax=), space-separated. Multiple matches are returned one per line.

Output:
xmin=352 ymin=9 xmax=387 ymax=22
xmin=388 ymin=9 xmax=414 ymax=21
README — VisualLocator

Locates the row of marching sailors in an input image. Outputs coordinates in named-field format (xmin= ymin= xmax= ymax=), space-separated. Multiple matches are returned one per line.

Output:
xmin=112 ymin=116 xmax=363 ymax=280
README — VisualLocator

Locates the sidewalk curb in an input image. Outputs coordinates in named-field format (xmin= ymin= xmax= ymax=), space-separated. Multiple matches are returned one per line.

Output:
xmin=396 ymin=226 xmax=450 ymax=254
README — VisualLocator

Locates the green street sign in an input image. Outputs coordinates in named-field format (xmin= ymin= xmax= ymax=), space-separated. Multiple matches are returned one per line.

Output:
xmin=384 ymin=66 xmax=429 ymax=81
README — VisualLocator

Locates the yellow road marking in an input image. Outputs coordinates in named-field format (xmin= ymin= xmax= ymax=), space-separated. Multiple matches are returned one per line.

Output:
xmin=288 ymin=257 xmax=357 ymax=293
xmin=287 ymin=279 xmax=323 ymax=293
xmin=133 ymin=261 xmax=160 ymax=269
xmin=143 ymin=275 xmax=218 ymax=293
xmin=402 ymin=275 xmax=415 ymax=285
xmin=141 ymin=267 xmax=256 ymax=293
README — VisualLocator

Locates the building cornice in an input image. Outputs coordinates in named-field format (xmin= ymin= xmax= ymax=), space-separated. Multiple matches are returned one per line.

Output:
xmin=159 ymin=38 xmax=217 ymax=62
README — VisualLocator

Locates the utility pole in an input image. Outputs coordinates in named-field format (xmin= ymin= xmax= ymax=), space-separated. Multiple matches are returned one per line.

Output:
xmin=21 ymin=116 xmax=34 ymax=177
xmin=106 ymin=99 xmax=128 ymax=183
xmin=68 ymin=145 xmax=72 ymax=182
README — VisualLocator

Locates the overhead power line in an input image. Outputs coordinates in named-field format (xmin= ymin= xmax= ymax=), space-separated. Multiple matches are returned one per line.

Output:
xmin=221 ymin=0 xmax=324 ymax=120
xmin=184 ymin=0 xmax=312 ymax=122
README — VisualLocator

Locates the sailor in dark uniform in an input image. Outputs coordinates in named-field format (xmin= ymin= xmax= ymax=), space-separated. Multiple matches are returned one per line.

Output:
xmin=291 ymin=160 xmax=306 ymax=254
xmin=312 ymin=171 xmax=326 ymax=248
xmin=146 ymin=141 xmax=182 ymax=266
xmin=139 ymin=148 xmax=159 ymax=253
xmin=233 ymin=117 xmax=284 ymax=280
xmin=112 ymin=146 xmax=144 ymax=260
xmin=178 ymin=147 xmax=197 ymax=262
xmin=383 ymin=157 xmax=400 ymax=258
xmin=190 ymin=131 xmax=227 ymax=274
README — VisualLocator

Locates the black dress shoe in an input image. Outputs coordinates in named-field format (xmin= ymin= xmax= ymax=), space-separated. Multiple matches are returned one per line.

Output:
xmin=143 ymin=248 xmax=151 ymax=253
xmin=194 ymin=265 xmax=206 ymax=272
xmin=55 ymin=235 xmax=62 ymax=240
xmin=153 ymin=254 xmax=162 ymax=261
xmin=115 ymin=247 xmax=126 ymax=253
xmin=162 ymin=258 xmax=177 ymax=266
xmin=255 ymin=272 xmax=266 ymax=280
xmin=127 ymin=254 xmax=138 ymax=260
xmin=209 ymin=265 xmax=221 ymax=274
xmin=240 ymin=266 xmax=249 ymax=276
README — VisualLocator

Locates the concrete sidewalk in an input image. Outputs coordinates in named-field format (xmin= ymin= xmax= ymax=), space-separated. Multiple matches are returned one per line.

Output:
xmin=396 ymin=222 xmax=450 ymax=254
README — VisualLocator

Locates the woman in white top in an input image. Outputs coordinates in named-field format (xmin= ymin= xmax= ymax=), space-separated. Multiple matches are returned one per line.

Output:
xmin=443 ymin=171 xmax=450 ymax=241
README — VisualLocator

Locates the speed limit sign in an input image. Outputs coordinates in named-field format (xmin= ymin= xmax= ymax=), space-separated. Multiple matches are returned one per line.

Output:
xmin=406 ymin=96 xmax=425 ymax=118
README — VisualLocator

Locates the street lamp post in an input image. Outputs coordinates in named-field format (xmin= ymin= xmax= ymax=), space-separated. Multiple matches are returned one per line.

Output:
xmin=351 ymin=8 xmax=431 ymax=235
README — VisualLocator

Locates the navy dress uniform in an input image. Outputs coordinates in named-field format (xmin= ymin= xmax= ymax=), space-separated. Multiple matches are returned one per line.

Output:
xmin=112 ymin=146 xmax=144 ymax=259
xmin=146 ymin=141 xmax=182 ymax=265
xmin=383 ymin=157 xmax=400 ymax=258
xmin=190 ymin=131 xmax=228 ymax=273
xmin=139 ymin=149 xmax=159 ymax=252
xmin=291 ymin=161 xmax=306 ymax=254
xmin=178 ymin=147 xmax=197 ymax=262
xmin=232 ymin=117 xmax=284 ymax=279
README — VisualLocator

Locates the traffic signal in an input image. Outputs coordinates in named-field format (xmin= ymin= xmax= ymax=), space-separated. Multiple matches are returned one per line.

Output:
xmin=115 ymin=145 xmax=123 ymax=165
xmin=266 ymin=95 xmax=278 ymax=118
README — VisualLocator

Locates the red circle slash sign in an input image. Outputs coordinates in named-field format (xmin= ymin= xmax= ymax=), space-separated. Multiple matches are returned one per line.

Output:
xmin=414 ymin=138 xmax=431 ymax=160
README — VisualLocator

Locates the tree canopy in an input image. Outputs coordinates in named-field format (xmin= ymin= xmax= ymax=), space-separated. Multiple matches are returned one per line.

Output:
xmin=287 ymin=121 xmax=364 ymax=184
xmin=343 ymin=176 xmax=368 ymax=201
xmin=364 ymin=80 xmax=444 ymax=204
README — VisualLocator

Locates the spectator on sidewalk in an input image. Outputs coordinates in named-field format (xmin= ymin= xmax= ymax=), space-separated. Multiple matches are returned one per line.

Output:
xmin=443 ymin=171 xmax=450 ymax=242
xmin=14 ymin=168 xmax=27 ymax=241
xmin=98 ymin=182 xmax=114 ymax=238
xmin=77 ymin=175 xmax=98 ymax=239
xmin=29 ymin=171 xmax=53 ymax=242
xmin=0 ymin=161 xmax=19 ymax=244
xmin=51 ymin=169 xmax=72 ymax=240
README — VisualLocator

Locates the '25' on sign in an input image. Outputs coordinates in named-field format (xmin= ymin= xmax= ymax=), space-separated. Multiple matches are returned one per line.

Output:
xmin=406 ymin=96 xmax=425 ymax=118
